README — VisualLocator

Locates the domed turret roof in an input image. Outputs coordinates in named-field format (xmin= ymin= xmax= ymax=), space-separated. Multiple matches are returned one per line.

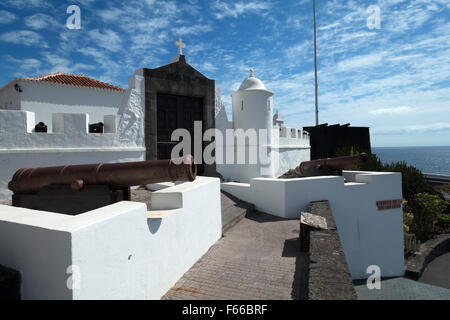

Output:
xmin=238 ymin=69 xmax=268 ymax=91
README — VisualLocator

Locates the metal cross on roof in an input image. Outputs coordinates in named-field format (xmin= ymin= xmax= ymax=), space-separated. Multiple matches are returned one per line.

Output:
xmin=174 ymin=38 xmax=186 ymax=55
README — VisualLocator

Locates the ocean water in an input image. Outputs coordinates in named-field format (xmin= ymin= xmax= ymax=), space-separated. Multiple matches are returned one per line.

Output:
xmin=372 ymin=146 xmax=450 ymax=175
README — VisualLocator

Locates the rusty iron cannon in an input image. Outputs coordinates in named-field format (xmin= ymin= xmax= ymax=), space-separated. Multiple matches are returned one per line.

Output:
xmin=298 ymin=153 xmax=369 ymax=177
xmin=9 ymin=155 xmax=197 ymax=215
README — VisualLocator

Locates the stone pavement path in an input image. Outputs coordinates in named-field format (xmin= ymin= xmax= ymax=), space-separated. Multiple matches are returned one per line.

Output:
xmin=162 ymin=211 xmax=308 ymax=300
xmin=221 ymin=191 xmax=254 ymax=233
xmin=354 ymin=277 xmax=450 ymax=300
xmin=419 ymin=253 xmax=450 ymax=289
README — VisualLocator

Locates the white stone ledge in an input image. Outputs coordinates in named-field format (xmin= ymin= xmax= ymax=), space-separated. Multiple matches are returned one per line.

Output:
xmin=269 ymin=145 xmax=311 ymax=149
xmin=0 ymin=147 xmax=146 ymax=154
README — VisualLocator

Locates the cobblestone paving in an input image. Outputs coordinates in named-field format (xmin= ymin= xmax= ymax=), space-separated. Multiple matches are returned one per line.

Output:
xmin=162 ymin=211 xmax=308 ymax=300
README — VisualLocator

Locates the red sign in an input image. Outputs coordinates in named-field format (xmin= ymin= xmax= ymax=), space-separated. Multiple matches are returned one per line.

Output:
xmin=376 ymin=199 xmax=402 ymax=211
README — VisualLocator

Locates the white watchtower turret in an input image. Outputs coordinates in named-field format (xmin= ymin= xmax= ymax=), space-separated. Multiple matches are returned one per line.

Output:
xmin=231 ymin=70 xmax=274 ymax=144
xmin=229 ymin=70 xmax=275 ymax=181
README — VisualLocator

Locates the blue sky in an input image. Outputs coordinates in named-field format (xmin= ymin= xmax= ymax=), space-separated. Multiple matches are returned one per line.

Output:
xmin=0 ymin=0 xmax=449 ymax=147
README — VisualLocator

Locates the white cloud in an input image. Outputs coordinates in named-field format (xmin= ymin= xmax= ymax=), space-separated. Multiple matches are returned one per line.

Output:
xmin=186 ymin=43 xmax=209 ymax=55
xmin=41 ymin=52 xmax=95 ymax=74
xmin=78 ymin=47 xmax=105 ymax=60
xmin=24 ymin=13 xmax=58 ymax=30
xmin=336 ymin=52 xmax=385 ymax=72
xmin=384 ymin=5 xmax=434 ymax=33
xmin=285 ymin=41 xmax=311 ymax=61
xmin=175 ymin=24 xmax=213 ymax=36
xmin=0 ymin=30 xmax=47 ymax=47
xmin=75 ymin=0 xmax=96 ymax=6
xmin=41 ymin=53 xmax=72 ymax=73
xmin=318 ymin=22 xmax=340 ymax=31
xmin=369 ymin=106 xmax=414 ymax=116
xmin=3 ymin=0 xmax=50 ymax=9
xmin=214 ymin=0 xmax=271 ymax=19
xmin=200 ymin=62 xmax=218 ymax=73
xmin=5 ymin=56 xmax=42 ymax=77
xmin=131 ymin=31 xmax=169 ymax=51
xmin=97 ymin=8 xmax=123 ymax=22
xmin=89 ymin=29 xmax=122 ymax=52
xmin=373 ymin=123 xmax=450 ymax=135
xmin=386 ymin=54 xmax=424 ymax=62
xmin=18 ymin=58 xmax=42 ymax=70
xmin=0 ymin=10 xmax=17 ymax=24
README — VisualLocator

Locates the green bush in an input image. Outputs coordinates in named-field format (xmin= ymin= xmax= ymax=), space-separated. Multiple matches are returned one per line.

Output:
xmin=384 ymin=161 xmax=432 ymax=203
xmin=402 ymin=199 xmax=414 ymax=234
xmin=436 ymin=214 xmax=450 ymax=233
xmin=403 ymin=212 xmax=414 ymax=234
xmin=409 ymin=193 xmax=448 ymax=241
xmin=358 ymin=152 xmax=385 ymax=172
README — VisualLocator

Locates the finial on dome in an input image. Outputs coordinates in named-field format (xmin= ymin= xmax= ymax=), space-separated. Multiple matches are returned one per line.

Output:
xmin=249 ymin=69 xmax=254 ymax=77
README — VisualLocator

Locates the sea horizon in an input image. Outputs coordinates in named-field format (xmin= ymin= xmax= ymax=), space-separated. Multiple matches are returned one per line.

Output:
xmin=372 ymin=145 xmax=450 ymax=148
xmin=372 ymin=146 xmax=450 ymax=175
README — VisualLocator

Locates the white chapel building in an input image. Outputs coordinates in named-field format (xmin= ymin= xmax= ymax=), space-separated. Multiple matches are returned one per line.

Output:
xmin=0 ymin=72 xmax=126 ymax=132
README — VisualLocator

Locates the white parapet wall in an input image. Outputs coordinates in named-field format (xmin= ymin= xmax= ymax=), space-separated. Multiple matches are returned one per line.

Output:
xmin=273 ymin=126 xmax=310 ymax=178
xmin=221 ymin=171 xmax=404 ymax=280
xmin=0 ymin=75 xmax=146 ymax=200
xmin=0 ymin=176 xmax=221 ymax=300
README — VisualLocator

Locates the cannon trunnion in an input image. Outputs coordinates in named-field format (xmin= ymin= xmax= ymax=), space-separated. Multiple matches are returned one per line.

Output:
xmin=8 ymin=156 xmax=197 ymax=215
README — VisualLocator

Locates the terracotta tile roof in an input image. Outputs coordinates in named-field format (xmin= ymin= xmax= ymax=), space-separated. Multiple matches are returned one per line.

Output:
xmin=24 ymin=72 xmax=125 ymax=92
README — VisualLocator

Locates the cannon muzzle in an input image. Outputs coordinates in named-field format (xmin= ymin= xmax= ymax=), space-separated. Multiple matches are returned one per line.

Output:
xmin=299 ymin=153 xmax=369 ymax=175
xmin=8 ymin=155 xmax=197 ymax=195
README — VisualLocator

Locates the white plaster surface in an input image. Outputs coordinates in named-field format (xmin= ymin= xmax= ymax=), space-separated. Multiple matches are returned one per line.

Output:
xmin=0 ymin=176 xmax=221 ymax=300
xmin=221 ymin=171 xmax=404 ymax=279
xmin=0 ymin=84 xmax=20 ymax=110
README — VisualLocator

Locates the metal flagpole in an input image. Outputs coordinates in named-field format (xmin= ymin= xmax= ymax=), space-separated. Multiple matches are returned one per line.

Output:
xmin=313 ymin=0 xmax=319 ymax=126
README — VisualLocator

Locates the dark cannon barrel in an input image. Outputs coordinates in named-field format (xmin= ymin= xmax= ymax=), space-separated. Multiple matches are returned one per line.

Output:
xmin=8 ymin=155 xmax=197 ymax=195
xmin=299 ymin=153 xmax=369 ymax=173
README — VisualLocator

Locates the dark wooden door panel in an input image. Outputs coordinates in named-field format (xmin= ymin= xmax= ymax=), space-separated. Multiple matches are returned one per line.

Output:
xmin=157 ymin=93 xmax=204 ymax=173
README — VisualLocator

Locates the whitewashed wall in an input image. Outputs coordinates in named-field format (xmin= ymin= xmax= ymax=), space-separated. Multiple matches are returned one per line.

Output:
xmin=272 ymin=126 xmax=310 ymax=177
xmin=0 ymin=176 xmax=221 ymax=300
xmin=5 ymin=80 xmax=126 ymax=132
xmin=0 ymin=75 xmax=146 ymax=200
xmin=222 ymin=171 xmax=404 ymax=279
xmin=214 ymin=89 xmax=232 ymax=180
xmin=0 ymin=83 xmax=20 ymax=110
